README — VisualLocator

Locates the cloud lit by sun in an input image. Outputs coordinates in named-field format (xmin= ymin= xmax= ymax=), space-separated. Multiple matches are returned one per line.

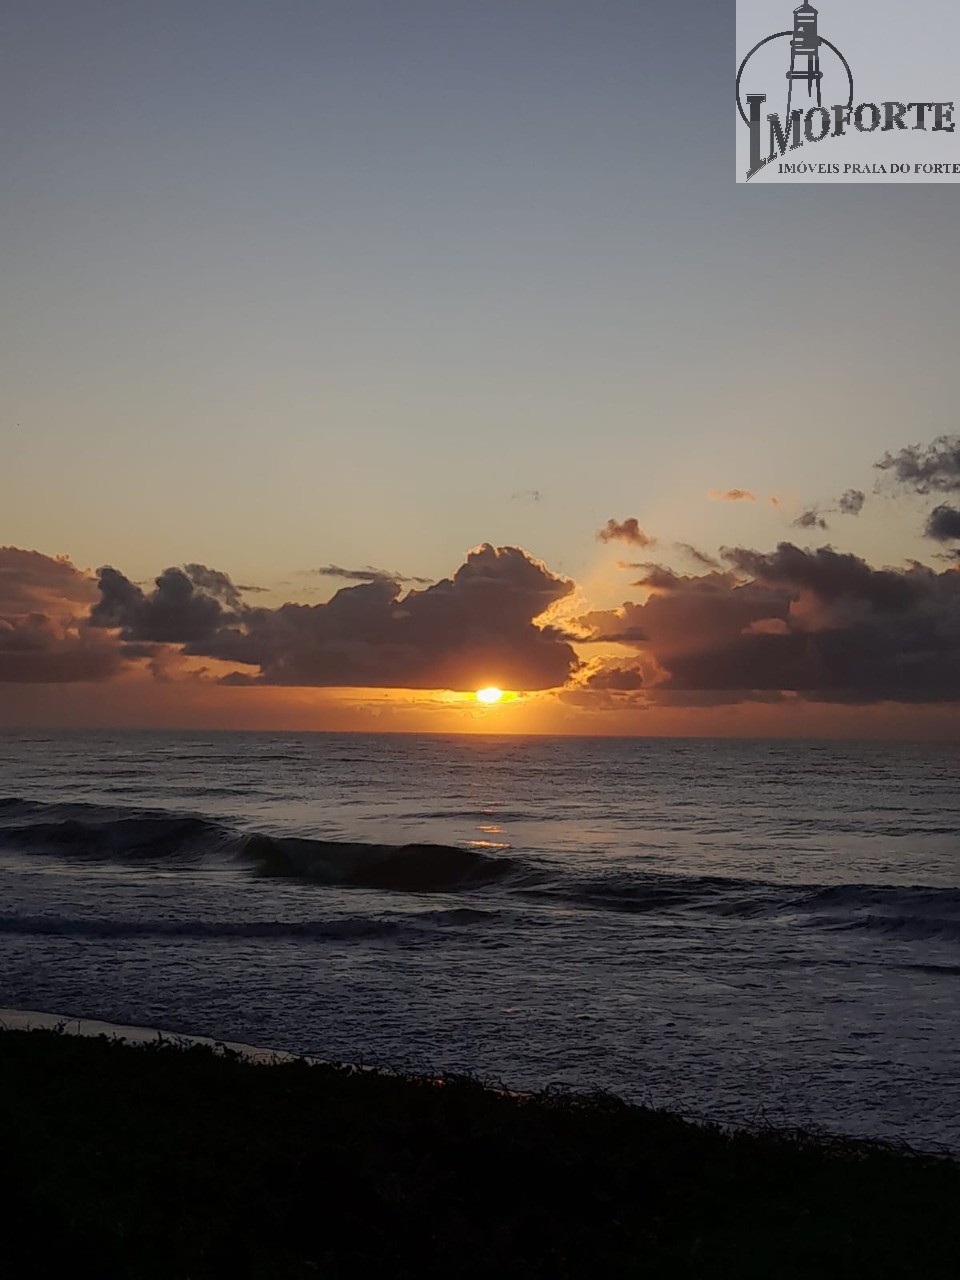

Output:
xmin=476 ymin=686 xmax=504 ymax=704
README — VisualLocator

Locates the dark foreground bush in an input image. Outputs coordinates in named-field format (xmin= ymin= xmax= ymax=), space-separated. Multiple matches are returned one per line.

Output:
xmin=0 ymin=1028 xmax=957 ymax=1278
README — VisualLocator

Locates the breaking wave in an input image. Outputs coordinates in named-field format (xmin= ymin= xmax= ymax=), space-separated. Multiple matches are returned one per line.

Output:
xmin=238 ymin=833 xmax=516 ymax=891
xmin=0 ymin=799 xmax=229 ymax=863
xmin=1 ymin=797 xmax=959 ymax=940
xmin=0 ymin=798 xmax=518 ymax=893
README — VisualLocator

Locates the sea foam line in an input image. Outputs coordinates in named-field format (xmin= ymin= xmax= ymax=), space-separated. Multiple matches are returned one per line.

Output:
xmin=0 ymin=1007 xmax=315 ymax=1065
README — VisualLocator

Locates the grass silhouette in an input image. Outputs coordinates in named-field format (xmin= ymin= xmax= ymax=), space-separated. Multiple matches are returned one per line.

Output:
xmin=0 ymin=1026 xmax=957 ymax=1277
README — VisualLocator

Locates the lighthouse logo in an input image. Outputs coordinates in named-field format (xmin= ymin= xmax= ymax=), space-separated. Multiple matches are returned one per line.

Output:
xmin=736 ymin=1 xmax=960 ymax=183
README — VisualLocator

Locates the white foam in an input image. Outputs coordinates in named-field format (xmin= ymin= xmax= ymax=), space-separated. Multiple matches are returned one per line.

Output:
xmin=0 ymin=1006 xmax=521 ymax=1096
xmin=0 ymin=1007 xmax=318 ymax=1065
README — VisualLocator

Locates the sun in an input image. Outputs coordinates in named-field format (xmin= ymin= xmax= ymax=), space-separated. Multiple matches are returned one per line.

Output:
xmin=476 ymin=686 xmax=504 ymax=704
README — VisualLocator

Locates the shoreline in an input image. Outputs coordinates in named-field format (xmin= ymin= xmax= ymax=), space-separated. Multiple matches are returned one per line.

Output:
xmin=0 ymin=1006 xmax=316 ymax=1066
xmin=3 ymin=1006 xmax=955 ymax=1157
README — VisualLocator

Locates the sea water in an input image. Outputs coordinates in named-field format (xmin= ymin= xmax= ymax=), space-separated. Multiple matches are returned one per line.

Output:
xmin=0 ymin=730 xmax=957 ymax=1150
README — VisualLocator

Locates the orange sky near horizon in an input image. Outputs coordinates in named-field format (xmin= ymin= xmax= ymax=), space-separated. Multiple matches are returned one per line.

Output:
xmin=3 ymin=669 xmax=960 ymax=741
xmin=1 ymin=531 xmax=960 ymax=738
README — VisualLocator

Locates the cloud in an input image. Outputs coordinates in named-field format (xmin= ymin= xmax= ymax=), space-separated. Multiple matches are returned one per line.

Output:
xmin=925 ymin=504 xmax=960 ymax=544
xmin=10 ymin=535 xmax=960 ymax=706
xmin=624 ymin=564 xmax=684 ymax=590
xmin=0 ymin=546 xmax=98 ymax=615
xmin=0 ymin=548 xmax=132 ymax=684
xmin=876 ymin=435 xmax=960 ymax=495
xmin=793 ymin=508 xmax=829 ymax=531
xmin=577 ymin=544 xmax=960 ymax=703
xmin=709 ymin=489 xmax=755 ymax=503
xmin=723 ymin=543 xmax=923 ymax=614
xmin=313 ymin=564 xmax=433 ymax=585
xmin=584 ymin=662 xmax=645 ymax=691
xmin=675 ymin=543 xmax=722 ymax=570
xmin=838 ymin=489 xmax=866 ymax=516
xmin=557 ymin=656 xmax=649 ymax=710
xmin=581 ymin=569 xmax=788 ymax=651
xmin=596 ymin=518 xmax=655 ymax=547
xmin=585 ymin=624 xmax=650 ymax=644
xmin=0 ymin=614 xmax=129 ymax=684
xmin=92 ymin=564 xmax=243 ymax=644
xmin=742 ymin=617 xmax=790 ymax=636
xmin=791 ymin=494 xmax=865 ymax=530
xmin=92 ymin=544 xmax=579 ymax=692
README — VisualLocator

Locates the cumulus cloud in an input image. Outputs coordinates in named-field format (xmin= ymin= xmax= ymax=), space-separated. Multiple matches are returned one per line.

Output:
xmin=925 ymin=504 xmax=960 ymax=543
xmin=180 ymin=564 xmax=246 ymax=608
xmin=92 ymin=564 xmax=243 ymax=645
xmin=838 ymin=489 xmax=866 ymax=516
xmin=577 ymin=544 xmax=960 ymax=703
xmin=10 ymin=532 xmax=960 ymax=706
xmin=625 ymin=564 xmax=684 ymax=590
xmin=91 ymin=544 xmax=579 ymax=692
xmin=584 ymin=662 xmax=645 ymax=691
xmin=876 ymin=435 xmax=960 ymax=495
xmin=709 ymin=489 xmax=755 ymax=503
xmin=723 ymin=544 xmax=923 ymax=615
xmin=596 ymin=518 xmax=655 ymax=547
xmin=0 ymin=548 xmax=132 ymax=684
xmin=0 ymin=547 xmax=97 ymax=615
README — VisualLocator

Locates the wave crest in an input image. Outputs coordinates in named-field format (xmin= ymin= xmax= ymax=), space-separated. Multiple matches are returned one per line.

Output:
xmin=239 ymin=833 xmax=516 ymax=892
xmin=0 ymin=805 xmax=228 ymax=863
xmin=2 ymin=797 xmax=958 ymax=938
xmin=0 ymin=798 xmax=517 ymax=894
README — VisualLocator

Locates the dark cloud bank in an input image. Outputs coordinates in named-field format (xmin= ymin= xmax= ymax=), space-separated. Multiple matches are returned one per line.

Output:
xmin=574 ymin=436 xmax=960 ymax=706
xmin=0 ymin=547 xmax=131 ymax=683
xmin=4 ymin=527 xmax=959 ymax=705
xmin=91 ymin=545 xmax=578 ymax=691
xmin=580 ymin=544 xmax=960 ymax=704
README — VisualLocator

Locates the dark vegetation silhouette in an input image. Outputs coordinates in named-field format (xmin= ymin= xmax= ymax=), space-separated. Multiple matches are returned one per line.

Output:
xmin=0 ymin=1028 xmax=957 ymax=1278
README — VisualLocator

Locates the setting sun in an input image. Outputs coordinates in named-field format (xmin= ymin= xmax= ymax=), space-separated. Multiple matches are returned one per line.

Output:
xmin=476 ymin=686 xmax=504 ymax=704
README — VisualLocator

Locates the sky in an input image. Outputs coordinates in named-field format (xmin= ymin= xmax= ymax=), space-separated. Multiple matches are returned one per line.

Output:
xmin=2 ymin=0 xmax=959 ymax=735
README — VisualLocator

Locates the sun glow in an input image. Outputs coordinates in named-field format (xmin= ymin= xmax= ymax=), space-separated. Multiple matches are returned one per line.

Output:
xmin=476 ymin=686 xmax=504 ymax=704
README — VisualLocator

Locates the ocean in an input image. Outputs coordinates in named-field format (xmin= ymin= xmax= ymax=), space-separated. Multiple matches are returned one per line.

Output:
xmin=1 ymin=730 xmax=958 ymax=1150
